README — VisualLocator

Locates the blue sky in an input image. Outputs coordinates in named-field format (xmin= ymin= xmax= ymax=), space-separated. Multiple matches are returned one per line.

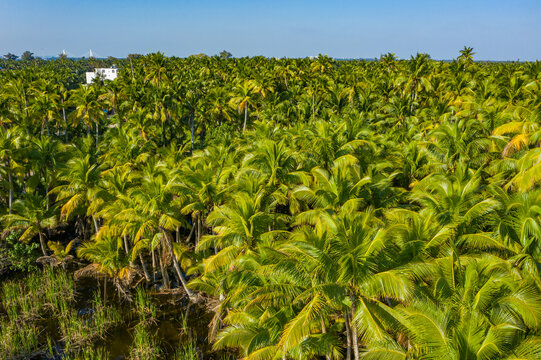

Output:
xmin=1 ymin=0 xmax=540 ymax=60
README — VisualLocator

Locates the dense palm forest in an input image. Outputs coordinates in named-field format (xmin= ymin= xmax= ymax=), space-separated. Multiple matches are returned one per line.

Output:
xmin=2 ymin=48 xmax=541 ymax=359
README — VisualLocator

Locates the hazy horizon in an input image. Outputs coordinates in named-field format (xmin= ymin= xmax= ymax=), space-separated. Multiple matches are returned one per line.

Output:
xmin=1 ymin=0 xmax=540 ymax=61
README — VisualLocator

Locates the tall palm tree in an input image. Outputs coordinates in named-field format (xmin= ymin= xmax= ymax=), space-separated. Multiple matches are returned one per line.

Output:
xmin=0 ymin=126 xmax=21 ymax=214
xmin=69 ymin=85 xmax=104 ymax=146
xmin=229 ymin=80 xmax=258 ymax=132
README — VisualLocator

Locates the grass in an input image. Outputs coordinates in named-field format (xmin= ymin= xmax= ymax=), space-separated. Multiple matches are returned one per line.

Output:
xmin=0 ymin=319 xmax=40 ymax=358
xmin=134 ymin=287 xmax=157 ymax=323
xmin=0 ymin=268 xmax=78 ymax=357
xmin=129 ymin=322 xmax=162 ymax=360
xmin=0 ymin=270 xmax=213 ymax=359
xmin=59 ymin=290 xmax=121 ymax=350
xmin=174 ymin=341 xmax=199 ymax=360
xmin=68 ymin=345 xmax=108 ymax=360
xmin=1 ymin=278 xmax=38 ymax=320
xmin=0 ymin=267 xmax=75 ymax=322
xmin=0 ymin=268 xmax=125 ymax=357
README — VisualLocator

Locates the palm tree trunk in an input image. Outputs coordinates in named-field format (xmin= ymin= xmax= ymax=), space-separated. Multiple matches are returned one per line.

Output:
xmin=197 ymin=215 xmax=202 ymax=247
xmin=312 ymin=93 xmax=315 ymax=121
xmin=351 ymin=303 xmax=360 ymax=360
xmin=151 ymin=248 xmax=157 ymax=282
xmin=95 ymin=120 xmax=99 ymax=146
xmin=123 ymin=235 xmax=130 ymax=255
xmin=243 ymin=105 xmax=248 ymax=132
xmin=92 ymin=216 xmax=99 ymax=234
xmin=186 ymin=221 xmax=196 ymax=245
xmin=139 ymin=254 xmax=151 ymax=282
xmin=162 ymin=229 xmax=193 ymax=298
xmin=321 ymin=317 xmax=331 ymax=360
xmin=38 ymin=232 xmax=48 ymax=256
xmin=123 ymin=235 xmax=135 ymax=267
xmin=344 ymin=310 xmax=352 ymax=360
xmin=193 ymin=214 xmax=201 ymax=248
xmin=7 ymin=165 xmax=13 ymax=214
xmin=62 ymin=99 xmax=68 ymax=143
xmin=190 ymin=111 xmax=195 ymax=151
xmin=157 ymin=245 xmax=170 ymax=289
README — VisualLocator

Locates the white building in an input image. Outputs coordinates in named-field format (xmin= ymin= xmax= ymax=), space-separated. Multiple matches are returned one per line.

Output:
xmin=86 ymin=67 xmax=118 ymax=84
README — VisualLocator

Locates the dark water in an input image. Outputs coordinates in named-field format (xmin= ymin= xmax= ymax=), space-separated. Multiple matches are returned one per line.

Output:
xmin=77 ymin=277 xmax=225 ymax=359
xmin=1 ymin=270 xmax=234 ymax=360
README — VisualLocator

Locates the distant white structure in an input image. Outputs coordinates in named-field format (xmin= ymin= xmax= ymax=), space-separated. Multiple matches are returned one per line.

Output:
xmin=86 ymin=66 xmax=118 ymax=84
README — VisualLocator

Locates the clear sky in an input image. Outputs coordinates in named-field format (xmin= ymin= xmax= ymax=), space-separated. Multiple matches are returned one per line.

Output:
xmin=1 ymin=0 xmax=540 ymax=60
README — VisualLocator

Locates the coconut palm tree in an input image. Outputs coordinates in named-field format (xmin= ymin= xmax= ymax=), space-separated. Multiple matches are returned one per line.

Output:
xmin=229 ymin=80 xmax=258 ymax=132
xmin=50 ymin=154 xmax=103 ymax=237
xmin=2 ymin=194 xmax=57 ymax=256
xmin=0 ymin=126 xmax=21 ymax=214
xmin=69 ymin=85 xmax=105 ymax=146
xmin=122 ymin=161 xmax=193 ymax=296
xmin=77 ymin=235 xmax=133 ymax=299
xmin=362 ymin=256 xmax=541 ymax=360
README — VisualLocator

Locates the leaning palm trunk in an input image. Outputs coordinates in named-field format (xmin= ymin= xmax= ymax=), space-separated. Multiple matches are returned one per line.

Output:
xmin=183 ymin=222 xmax=196 ymax=245
xmin=196 ymin=214 xmax=202 ymax=247
xmin=38 ymin=232 xmax=48 ymax=256
xmin=123 ymin=235 xmax=130 ymax=255
xmin=157 ymin=245 xmax=170 ymax=289
xmin=151 ymin=248 xmax=157 ymax=282
xmin=162 ymin=229 xmax=193 ymax=299
xmin=123 ymin=235 xmax=134 ymax=267
xmin=139 ymin=254 xmax=151 ymax=282
xmin=92 ymin=216 xmax=100 ymax=234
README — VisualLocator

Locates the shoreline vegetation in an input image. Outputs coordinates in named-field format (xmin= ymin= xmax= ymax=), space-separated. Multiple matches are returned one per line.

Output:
xmin=1 ymin=48 xmax=541 ymax=359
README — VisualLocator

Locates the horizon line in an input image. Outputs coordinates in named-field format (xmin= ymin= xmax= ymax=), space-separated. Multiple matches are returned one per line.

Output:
xmin=7 ymin=55 xmax=538 ymax=63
